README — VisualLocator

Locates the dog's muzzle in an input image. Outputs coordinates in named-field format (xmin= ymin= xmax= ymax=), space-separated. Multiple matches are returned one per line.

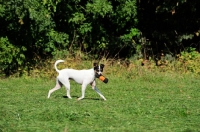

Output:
xmin=95 ymin=73 xmax=101 ymax=78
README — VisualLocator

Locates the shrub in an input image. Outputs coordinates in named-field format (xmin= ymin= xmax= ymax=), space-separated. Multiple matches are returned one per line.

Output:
xmin=177 ymin=47 xmax=200 ymax=74
xmin=0 ymin=37 xmax=26 ymax=76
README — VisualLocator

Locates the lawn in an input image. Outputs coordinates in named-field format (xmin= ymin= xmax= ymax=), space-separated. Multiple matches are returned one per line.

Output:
xmin=0 ymin=72 xmax=200 ymax=132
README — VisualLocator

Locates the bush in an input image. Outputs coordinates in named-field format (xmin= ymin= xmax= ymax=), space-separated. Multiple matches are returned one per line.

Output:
xmin=177 ymin=47 xmax=200 ymax=74
xmin=0 ymin=37 xmax=26 ymax=76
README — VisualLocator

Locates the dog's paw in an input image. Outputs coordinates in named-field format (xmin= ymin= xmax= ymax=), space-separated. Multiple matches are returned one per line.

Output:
xmin=77 ymin=97 xmax=84 ymax=101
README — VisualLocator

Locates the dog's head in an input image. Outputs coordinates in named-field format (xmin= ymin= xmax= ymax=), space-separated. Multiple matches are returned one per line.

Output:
xmin=93 ymin=63 xmax=104 ymax=76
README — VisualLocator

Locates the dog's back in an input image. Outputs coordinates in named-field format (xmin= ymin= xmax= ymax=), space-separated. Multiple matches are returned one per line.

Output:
xmin=58 ymin=68 xmax=95 ymax=85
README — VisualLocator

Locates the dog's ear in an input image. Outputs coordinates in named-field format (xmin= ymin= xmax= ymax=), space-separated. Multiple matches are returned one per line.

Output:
xmin=93 ymin=63 xmax=98 ymax=67
xmin=100 ymin=64 xmax=104 ymax=68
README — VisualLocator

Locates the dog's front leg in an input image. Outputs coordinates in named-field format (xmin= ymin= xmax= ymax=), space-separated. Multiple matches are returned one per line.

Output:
xmin=91 ymin=81 xmax=106 ymax=100
xmin=77 ymin=84 xmax=87 ymax=100
xmin=94 ymin=87 xmax=106 ymax=100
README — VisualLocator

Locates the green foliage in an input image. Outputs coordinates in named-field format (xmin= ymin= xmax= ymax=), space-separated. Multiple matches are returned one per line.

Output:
xmin=0 ymin=4 xmax=5 ymax=17
xmin=65 ymin=0 xmax=139 ymax=56
xmin=178 ymin=47 xmax=200 ymax=74
xmin=69 ymin=12 xmax=86 ymax=24
xmin=0 ymin=0 xmax=69 ymax=75
xmin=178 ymin=34 xmax=194 ymax=42
xmin=120 ymin=28 xmax=140 ymax=40
xmin=1 ymin=0 xmax=200 ymax=77
xmin=113 ymin=0 xmax=137 ymax=28
xmin=0 ymin=0 xmax=139 ymax=76
xmin=0 ymin=37 xmax=26 ymax=75
xmin=46 ymin=30 xmax=69 ymax=54
xmin=86 ymin=0 xmax=113 ymax=18
xmin=180 ymin=47 xmax=199 ymax=60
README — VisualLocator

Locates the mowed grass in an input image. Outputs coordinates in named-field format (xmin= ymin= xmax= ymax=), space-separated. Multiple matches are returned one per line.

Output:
xmin=0 ymin=72 xmax=200 ymax=132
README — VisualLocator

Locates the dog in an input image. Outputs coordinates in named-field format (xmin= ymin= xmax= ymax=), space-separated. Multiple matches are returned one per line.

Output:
xmin=47 ymin=60 xmax=106 ymax=100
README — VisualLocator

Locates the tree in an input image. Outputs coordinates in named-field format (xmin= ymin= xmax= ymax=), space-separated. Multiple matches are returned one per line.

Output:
xmin=54 ymin=0 xmax=139 ymax=58
xmin=0 ymin=0 xmax=139 ymax=76
xmin=0 ymin=0 xmax=68 ymax=75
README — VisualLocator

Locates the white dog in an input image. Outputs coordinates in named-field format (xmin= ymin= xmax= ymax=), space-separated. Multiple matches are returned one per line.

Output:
xmin=47 ymin=60 xmax=106 ymax=100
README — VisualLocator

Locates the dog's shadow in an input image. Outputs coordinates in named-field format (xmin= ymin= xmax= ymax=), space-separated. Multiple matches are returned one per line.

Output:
xmin=84 ymin=98 xmax=101 ymax=101
xmin=62 ymin=95 xmax=77 ymax=98
xmin=62 ymin=96 xmax=102 ymax=101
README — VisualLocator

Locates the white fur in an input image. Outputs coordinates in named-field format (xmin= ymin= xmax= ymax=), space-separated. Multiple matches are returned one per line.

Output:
xmin=47 ymin=60 xmax=106 ymax=100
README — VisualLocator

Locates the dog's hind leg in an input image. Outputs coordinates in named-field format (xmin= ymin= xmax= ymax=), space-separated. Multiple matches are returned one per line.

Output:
xmin=91 ymin=81 xmax=106 ymax=100
xmin=48 ymin=80 xmax=62 ymax=98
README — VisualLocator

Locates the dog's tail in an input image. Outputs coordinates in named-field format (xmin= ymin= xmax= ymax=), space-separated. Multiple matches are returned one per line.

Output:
xmin=54 ymin=60 xmax=64 ymax=73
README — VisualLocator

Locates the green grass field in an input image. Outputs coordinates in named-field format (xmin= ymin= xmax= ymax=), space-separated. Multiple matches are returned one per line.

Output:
xmin=0 ymin=72 xmax=200 ymax=132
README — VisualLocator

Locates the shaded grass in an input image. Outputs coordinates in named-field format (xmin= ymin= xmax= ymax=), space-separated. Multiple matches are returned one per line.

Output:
xmin=0 ymin=73 xmax=200 ymax=132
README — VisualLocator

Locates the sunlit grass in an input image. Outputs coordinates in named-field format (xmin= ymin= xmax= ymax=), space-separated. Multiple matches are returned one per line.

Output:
xmin=0 ymin=71 xmax=200 ymax=132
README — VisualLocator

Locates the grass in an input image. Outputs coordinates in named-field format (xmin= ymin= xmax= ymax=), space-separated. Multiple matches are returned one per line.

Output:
xmin=0 ymin=72 xmax=200 ymax=132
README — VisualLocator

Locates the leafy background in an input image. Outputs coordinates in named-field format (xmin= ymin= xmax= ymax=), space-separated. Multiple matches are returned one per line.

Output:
xmin=0 ymin=0 xmax=200 ymax=76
